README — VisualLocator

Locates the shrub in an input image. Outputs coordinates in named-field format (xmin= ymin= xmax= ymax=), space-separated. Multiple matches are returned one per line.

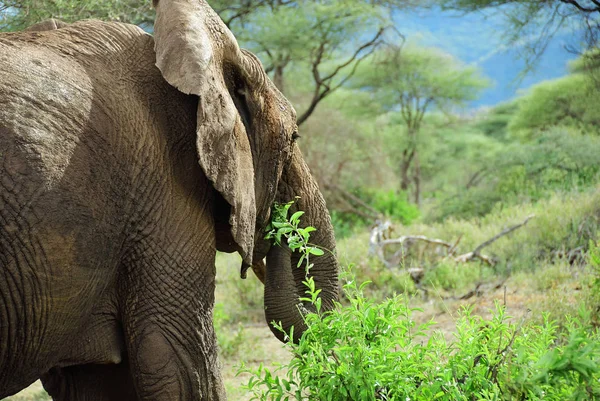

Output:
xmin=242 ymin=279 xmax=600 ymax=400
xmin=508 ymin=73 xmax=600 ymax=140
xmin=331 ymin=188 xmax=420 ymax=238
xmin=475 ymin=101 xmax=519 ymax=141
xmin=428 ymin=129 xmax=600 ymax=222
xmin=242 ymin=201 xmax=600 ymax=400
xmin=214 ymin=303 xmax=246 ymax=359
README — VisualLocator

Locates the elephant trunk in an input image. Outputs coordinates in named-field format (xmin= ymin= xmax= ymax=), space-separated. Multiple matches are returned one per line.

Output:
xmin=263 ymin=148 xmax=338 ymax=343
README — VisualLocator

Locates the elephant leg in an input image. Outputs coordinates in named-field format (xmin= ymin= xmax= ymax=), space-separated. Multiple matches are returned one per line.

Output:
xmin=120 ymin=244 xmax=226 ymax=400
xmin=41 ymin=361 xmax=136 ymax=401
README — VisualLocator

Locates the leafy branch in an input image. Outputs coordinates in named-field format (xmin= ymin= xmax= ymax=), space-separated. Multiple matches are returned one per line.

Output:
xmin=265 ymin=198 xmax=325 ymax=275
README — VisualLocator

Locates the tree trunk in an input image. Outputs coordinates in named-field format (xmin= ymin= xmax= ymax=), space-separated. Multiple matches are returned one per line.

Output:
xmin=273 ymin=65 xmax=285 ymax=94
xmin=400 ymin=148 xmax=415 ymax=191
xmin=413 ymin=150 xmax=421 ymax=206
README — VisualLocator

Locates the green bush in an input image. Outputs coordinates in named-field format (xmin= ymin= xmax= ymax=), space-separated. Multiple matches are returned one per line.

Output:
xmin=367 ymin=189 xmax=421 ymax=224
xmin=214 ymin=303 xmax=246 ymax=359
xmin=242 ymin=279 xmax=600 ymax=400
xmin=330 ymin=210 xmax=364 ymax=239
xmin=422 ymin=260 xmax=493 ymax=293
xmin=429 ymin=129 xmax=600 ymax=222
xmin=508 ymin=73 xmax=600 ymax=140
xmin=331 ymin=188 xmax=420 ymax=238
xmin=475 ymin=101 xmax=520 ymax=141
xmin=243 ymin=200 xmax=600 ymax=400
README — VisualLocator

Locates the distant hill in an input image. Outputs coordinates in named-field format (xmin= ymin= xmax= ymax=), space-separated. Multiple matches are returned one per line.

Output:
xmin=394 ymin=7 xmax=578 ymax=108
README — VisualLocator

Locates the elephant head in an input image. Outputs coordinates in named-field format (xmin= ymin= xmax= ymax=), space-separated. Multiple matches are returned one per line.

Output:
xmin=152 ymin=0 xmax=338 ymax=342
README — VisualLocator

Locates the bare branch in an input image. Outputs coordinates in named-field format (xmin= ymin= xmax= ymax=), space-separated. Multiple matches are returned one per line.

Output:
xmin=472 ymin=215 xmax=535 ymax=256
xmin=559 ymin=0 xmax=600 ymax=13
xmin=370 ymin=216 xmax=534 ymax=269
xmin=380 ymin=235 xmax=454 ymax=249
xmin=297 ymin=27 xmax=387 ymax=125
xmin=321 ymin=27 xmax=386 ymax=83
xmin=465 ymin=168 xmax=488 ymax=189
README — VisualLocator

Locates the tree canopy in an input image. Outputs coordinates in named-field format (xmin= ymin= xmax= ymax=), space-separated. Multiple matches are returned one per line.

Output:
xmin=351 ymin=45 xmax=490 ymax=204
xmin=437 ymin=0 xmax=600 ymax=70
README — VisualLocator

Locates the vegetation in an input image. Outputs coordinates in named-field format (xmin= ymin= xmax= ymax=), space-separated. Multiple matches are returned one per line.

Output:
xmin=240 ymin=200 xmax=600 ymax=400
xmin=4 ymin=0 xmax=600 ymax=400
xmin=351 ymin=45 xmax=490 ymax=204
xmin=437 ymin=0 xmax=600 ymax=71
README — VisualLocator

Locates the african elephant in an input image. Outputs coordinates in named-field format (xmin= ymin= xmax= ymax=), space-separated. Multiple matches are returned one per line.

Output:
xmin=0 ymin=0 xmax=338 ymax=400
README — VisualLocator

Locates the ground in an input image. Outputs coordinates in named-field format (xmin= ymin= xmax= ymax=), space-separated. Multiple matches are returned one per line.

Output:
xmin=4 ymin=260 xmax=585 ymax=400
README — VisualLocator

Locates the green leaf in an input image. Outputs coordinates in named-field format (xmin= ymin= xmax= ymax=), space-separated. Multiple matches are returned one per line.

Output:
xmin=290 ymin=211 xmax=305 ymax=224
xmin=309 ymin=247 xmax=324 ymax=256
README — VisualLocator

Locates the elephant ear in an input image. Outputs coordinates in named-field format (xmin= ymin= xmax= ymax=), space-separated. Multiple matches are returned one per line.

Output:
xmin=153 ymin=0 xmax=267 ymax=264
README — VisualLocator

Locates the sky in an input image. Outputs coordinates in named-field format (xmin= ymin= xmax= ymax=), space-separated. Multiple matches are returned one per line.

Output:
xmin=394 ymin=7 xmax=579 ymax=107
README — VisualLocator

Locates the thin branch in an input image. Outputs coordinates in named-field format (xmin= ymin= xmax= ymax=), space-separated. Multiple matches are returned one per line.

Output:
xmin=472 ymin=215 xmax=535 ymax=256
xmin=321 ymin=27 xmax=385 ymax=83
xmin=465 ymin=168 xmax=488 ymax=189
xmin=297 ymin=27 xmax=386 ymax=125
xmin=559 ymin=0 xmax=600 ymax=13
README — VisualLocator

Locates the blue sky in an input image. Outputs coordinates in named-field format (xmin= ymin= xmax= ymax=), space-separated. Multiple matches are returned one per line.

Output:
xmin=394 ymin=7 xmax=579 ymax=107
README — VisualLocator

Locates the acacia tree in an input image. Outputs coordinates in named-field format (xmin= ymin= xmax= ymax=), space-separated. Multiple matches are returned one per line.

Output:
xmin=353 ymin=45 xmax=489 ymax=204
xmin=438 ymin=0 xmax=600 ymax=70
xmin=222 ymin=0 xmax=395 ymax=125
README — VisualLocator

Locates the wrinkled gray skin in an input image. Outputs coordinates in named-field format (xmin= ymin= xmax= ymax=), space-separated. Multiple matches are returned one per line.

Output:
xmin=0 ymin=1 xmax=338 ymax=400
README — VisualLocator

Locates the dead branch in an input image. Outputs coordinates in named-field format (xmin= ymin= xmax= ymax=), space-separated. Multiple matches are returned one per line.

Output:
xmin=453 ymin=251 xmax=496 ymax=266
xmin=379 ymin=235 xmax=453 ymax=249
xmin=474 ymin=215 xmax=534 ymax=256
xmin=370 ymin=215 xmax=535 ymax=270
xmin=453 ymin=215 xmax=534 ymax=266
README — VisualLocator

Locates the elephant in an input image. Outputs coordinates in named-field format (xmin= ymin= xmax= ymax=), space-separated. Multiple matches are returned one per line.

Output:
xmin=0 ymin=1 xmax=338 ymax=400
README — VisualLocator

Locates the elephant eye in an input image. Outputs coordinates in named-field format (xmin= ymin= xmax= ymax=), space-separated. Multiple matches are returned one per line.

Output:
xmin=292 ymin=131 xmax=301 ymax=142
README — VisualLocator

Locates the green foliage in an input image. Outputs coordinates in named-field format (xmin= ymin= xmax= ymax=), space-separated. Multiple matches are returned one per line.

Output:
xmin=330 ymin=188 xmax=420 ymax=238
xmin=353 ymin=44 xmax=490 ymax=117
xmin=429 ymin=129 xmax=600 ymax=222
xmin=585 ymin=240 xmax=600 ymax=324
xmin=242 ymin=276 xmax=600 ymax=400
xmin=266 ymin=199 xmax=325 ymax=270
xmin=215 ymin=252 xmax=264 ymax=324
xmin=437 ymin=0 xmax=600 ymax=73
xmin=3 ymin=389 xmax=50 ymax=401
xmin=509 ymin=74 xmax=600 ymax=139
xmin=329 ymin=210 xmax=363 ymax=239
xmin=214 ymin=303 xmax=246 ymax=359
xmin=475 ymin=101 xmax=520 ymax=141
xmin=368 ymin=189 xmax=421 ymax=222
xmin=0 ymin=0 xmax=154 ymax=31
xmin=217 ymin=0 xmax=399 ymax=125
xmin=244 ymin=200 xmax=600 ymax=400
xmin=422 ymin=260 xmax=493 ymax=292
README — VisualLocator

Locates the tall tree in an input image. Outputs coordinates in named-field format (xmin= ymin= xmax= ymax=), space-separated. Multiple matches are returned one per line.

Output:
xmin=223 ymin=0 xmax=395 ymax=125
xmin=353 ymin=44 xmax=489 ymax=204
